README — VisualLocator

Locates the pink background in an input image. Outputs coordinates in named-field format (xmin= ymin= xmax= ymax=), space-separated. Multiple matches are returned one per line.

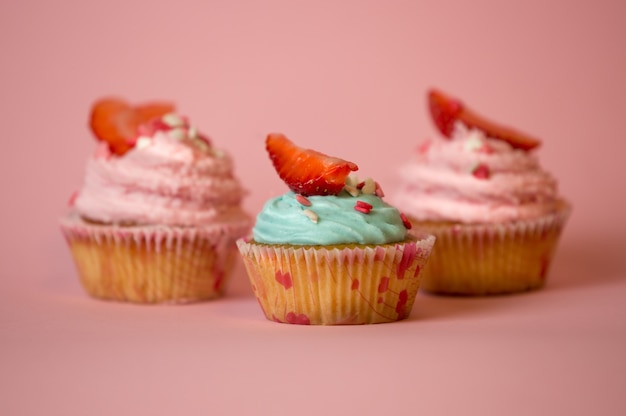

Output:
xmin=2 ymin=0 xmax=625 ymax=414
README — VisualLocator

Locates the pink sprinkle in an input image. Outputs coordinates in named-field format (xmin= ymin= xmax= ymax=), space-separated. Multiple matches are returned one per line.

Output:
xmin=472 ymin=163 xmax=490 ymax=179
xmin=68 ymin=191 xmax=79 ymax=207
xmin=356 ymin=200 xmax=373 ymax=210
xmin=417 ymin=140 xmax=432 ymax=154
xmin=198 ymin=133 xmax=212 ymax=147
xmin=295 ymin=194 xmax=311 ymax=206
xmin=374 ymin=181 xmax=385 ymax=198
xmin=479 ymin=144 xmax=495 ymax=154
xmin=354 ymin=200 xmax=373 ymax=214
xmin=400 ymin=212 xmax=412 ymax=229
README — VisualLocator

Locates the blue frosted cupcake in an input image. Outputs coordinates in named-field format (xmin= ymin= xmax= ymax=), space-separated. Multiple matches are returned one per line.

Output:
xmin=237 ymin=134 xmax=435 ymax=325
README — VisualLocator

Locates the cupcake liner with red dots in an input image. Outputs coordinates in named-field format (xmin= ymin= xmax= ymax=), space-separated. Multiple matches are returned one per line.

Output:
xmin=411 ymin=199 xmax=571 ymax=295
xmin=60 ymin=214 xmax=250 ymax=303
xmin=236 ymin=233 xmax=436 ymax=325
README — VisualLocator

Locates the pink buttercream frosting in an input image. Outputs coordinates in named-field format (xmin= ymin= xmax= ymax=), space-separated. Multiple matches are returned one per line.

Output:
xmin=73 ymin=114 xmax=249 ymax=227
xmin=392 ymin=122 xmax=560 ymax=223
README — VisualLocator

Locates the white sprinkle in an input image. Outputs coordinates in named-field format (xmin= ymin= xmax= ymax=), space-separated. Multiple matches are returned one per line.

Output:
xmin=345 ymin=174 xmax=359 ymax=188
xmin=361 ymin=177 xmax=376 ymax=194
xmin=464 ymin=136 xmax=483 ymax=152
xmin=302 ymin=209 xmax=318 ymax=223
xmin=162 ymin=113 xmax=186 ymax=128
xmin=169 ymin=127 xmax=187 ymax=141
xmin=188 ymin=126 xmax=199 ymax=139
xmin=194 ymin=138 xmax=210 ymax=152
xmin=135 ymin=137 xmax=152 ymax=149
xmin=211 ymin=148 xmax=225 ymax=158
xmin=344 ymin=185 xmax=359 ymax=197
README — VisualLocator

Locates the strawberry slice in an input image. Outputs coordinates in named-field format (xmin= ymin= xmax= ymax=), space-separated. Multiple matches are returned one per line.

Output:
xmin=428 ymin=89 xmax=541 ymax=151
xmin=89 ymin=97 xmax=175 ymax=155
xmin=266 ymin=133 xmax=358 ymax=196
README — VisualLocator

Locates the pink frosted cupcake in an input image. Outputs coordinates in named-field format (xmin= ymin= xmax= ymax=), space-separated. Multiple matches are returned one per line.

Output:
xmin=60 ymin=98 xmax=251 ymax=303
xmin=392 ymin=89 xmax=571 ymax=295
xmin=237 ymin=134 xmax=435 ymax=325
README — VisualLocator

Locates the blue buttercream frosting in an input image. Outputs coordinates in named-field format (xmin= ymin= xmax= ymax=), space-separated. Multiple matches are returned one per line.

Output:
xmin=252 ymin=190 xmax=407 ymax=245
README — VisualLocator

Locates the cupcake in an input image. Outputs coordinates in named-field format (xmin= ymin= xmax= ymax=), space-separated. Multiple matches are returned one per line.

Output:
xmin=237 ymin=134 xmax=435 ymax=325
xmin=60 ymin=98 xmax=251 ymax=303
xmin=392 ymin=89 xmax=571 ymax=295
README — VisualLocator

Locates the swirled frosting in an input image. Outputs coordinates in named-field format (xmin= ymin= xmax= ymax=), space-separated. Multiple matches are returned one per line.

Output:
xmin=392 ymin=122 xmax=560 ymax=223
xmin=73 ymin=115 xmax=249 ymax=227
xmin=252 ymin=190 xmax=407 ymax=245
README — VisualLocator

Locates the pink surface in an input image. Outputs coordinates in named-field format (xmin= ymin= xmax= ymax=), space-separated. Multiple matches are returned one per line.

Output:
xmin=1 ymin=1 xmax=625 ymax=415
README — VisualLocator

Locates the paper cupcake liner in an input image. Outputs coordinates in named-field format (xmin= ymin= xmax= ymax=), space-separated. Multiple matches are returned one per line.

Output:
xmin=236 ymin=233 xmax=436 ymax=325
xmin=59 ymin=214 xmax=250 ymax=303
xmin=409 ymin=200 xmax=571 ymax=295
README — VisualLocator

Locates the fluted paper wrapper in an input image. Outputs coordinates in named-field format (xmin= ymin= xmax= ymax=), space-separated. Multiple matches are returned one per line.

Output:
xmin=411 ymin=200 xmax=571 ymax=295
xmin=236 ymin=234 xmax=436 ymax=325
xmin=60 ymin=214 xmax=250 ymax=303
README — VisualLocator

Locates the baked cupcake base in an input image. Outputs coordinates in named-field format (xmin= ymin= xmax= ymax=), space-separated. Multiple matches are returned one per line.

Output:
xmin=60 ymin=214 xmax=250 ymax=303
xmin=410 ymin=200 xmax=571 ymax=295
xmin=236 ymin=233 xmax=436 ymax=325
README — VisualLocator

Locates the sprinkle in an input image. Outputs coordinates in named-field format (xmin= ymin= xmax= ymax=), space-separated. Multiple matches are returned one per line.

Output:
xmin=295 ymin=194 xmax=311 ymax=206
xmin=169 ymin=127 xmax=187 ymax=141
xmin=345 ymin=175 xmax=359 ymax=188
xmin=194 ymin=138 xmax=210 ymax=153
xmin=67 ymin=191 xmax=79 ymax=207
xmin=464 ymin=136 xmax=484 ymax=152
xmin=356 ymin=181 xmax=365 ymax=190
xmin=417 ymin=140 xmax=432 ymax=154
xmin=344 ymin=185 xmax=360 ymax=197
xmin=188 ymin=126 xmax=199 ymax=139
xmin=471 ymin=163 xmax=490 ymax=179
xmin=198 ymin=133 xmax=212 ymax=147
xmin=356 ymin=200 xmax=373 ymax=210
xmin=211 ymin=148 xmax=225 ymax=158
xmin=162 ymin=113 xmax=187 ymax=128
xmin=400 ymin=212 xmax=412 ymax=229
xmin=135 ymin=137 xmax=152 ymax=149
xmin=354 ymin=200 xmax=373 ymax=214
xmin=361 ymin=178 xmax=376 ymax=194
xmin=302 ymin=209 xmax=318 ymax=223
xmin=374 ymin=181 xmax=385 ymax=198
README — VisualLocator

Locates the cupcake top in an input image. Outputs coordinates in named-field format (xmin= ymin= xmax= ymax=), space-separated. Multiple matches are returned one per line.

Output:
xmin=392 ymin=89 xmax=561 ymax=224
xmin=71 ymin=98 xmax=249 ymax=227
xmin=252 ymin=134 xmax=411 ymax=245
